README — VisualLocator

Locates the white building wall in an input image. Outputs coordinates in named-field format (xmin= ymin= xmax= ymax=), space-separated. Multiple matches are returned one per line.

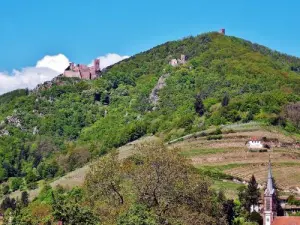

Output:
xmin=247 ymin=141 xmax=264 ymax=149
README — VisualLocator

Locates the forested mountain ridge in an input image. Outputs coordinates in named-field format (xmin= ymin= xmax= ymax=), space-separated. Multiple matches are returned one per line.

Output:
xmin=0 ymin=32 xmax=300 ymax=191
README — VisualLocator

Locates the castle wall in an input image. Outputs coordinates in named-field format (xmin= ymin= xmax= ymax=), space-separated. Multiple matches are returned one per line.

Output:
xmin=63 ymin=59 xmax=101 ymax=80
xmin=63 ymin=70 xmax=81 ymax=78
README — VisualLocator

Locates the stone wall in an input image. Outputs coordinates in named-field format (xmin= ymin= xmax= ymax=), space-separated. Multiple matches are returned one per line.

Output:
xmin=63 ymin=70 xmax=81 ymax=78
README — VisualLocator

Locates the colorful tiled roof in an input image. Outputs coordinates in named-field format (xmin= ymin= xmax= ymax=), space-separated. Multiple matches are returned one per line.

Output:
xmin=272 ymin=217 xmax=300 ymax=225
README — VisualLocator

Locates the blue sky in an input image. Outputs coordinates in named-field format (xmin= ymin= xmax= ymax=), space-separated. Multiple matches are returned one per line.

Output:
xmin=0 ymin=0 xmax=299 ymax=93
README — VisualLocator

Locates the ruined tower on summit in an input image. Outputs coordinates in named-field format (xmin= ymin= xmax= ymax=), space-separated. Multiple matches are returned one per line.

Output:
xmin=219 ymin=28 xmax=225 ymax=35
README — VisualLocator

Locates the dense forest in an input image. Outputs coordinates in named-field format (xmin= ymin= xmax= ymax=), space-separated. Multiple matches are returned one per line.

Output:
xmin=0 ymin=32 xmax=299 ymax=202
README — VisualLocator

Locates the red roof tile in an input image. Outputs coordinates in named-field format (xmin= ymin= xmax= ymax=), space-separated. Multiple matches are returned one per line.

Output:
xmin=272 ymin=217 xmax=300 ymax=225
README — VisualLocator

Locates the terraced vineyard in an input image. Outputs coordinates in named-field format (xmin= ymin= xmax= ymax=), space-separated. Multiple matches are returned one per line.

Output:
xmin=171 ymin=125 xmax=300 ymax=193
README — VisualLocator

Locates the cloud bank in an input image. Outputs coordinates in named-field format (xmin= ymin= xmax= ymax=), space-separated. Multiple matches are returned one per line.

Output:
xmin=0 ymin=53 xmax=129 ymax=95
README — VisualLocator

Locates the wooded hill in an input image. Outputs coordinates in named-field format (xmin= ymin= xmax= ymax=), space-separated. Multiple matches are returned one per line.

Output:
xmin=0 ymin=32 xmax=300 ymax=190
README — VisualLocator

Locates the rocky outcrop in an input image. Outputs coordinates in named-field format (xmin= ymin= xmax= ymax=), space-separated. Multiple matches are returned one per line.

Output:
xmin=6 ymin=115 xmax=22 ymax=128
xmin=149 ymin=74 xmax=170 ymax=106
xmin=0 ymin=129 xmax=9 ymax=137
xmin=32 ymin=75 xmax=81 ymax=93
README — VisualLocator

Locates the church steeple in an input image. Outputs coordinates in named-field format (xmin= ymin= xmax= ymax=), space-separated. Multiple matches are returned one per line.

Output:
xmin=265 ymin=159 xmax=275 ymax=195
xmin=263 ymin=157 xmax=277 ymax=225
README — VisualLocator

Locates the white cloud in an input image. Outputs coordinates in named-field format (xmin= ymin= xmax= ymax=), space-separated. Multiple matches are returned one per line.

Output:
xmin=0 ymin=54 xmax=70 ymax=95
xmin=0 ymin=67 xmax=58 ymax=94
xmin=91 ymin=53 xmax=130 ymax=69
xmin=0 ymin=53 xmax=130 ymax=95
xmin=36 ymin=54 xmax=69 ymax=72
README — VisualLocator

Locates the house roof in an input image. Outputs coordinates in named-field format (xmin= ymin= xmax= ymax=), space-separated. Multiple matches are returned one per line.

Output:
xmin=272 ymin=217 xmax=300 ymax=225
xmin=250 ymin=136 xmax=260 ymax=141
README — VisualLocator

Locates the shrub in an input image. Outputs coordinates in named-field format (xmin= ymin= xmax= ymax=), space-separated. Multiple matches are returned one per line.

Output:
xmin=10 ymin=177 xmax=23 ymax=192
xmin=211 ymin=127 xmax=222 ymax=135
xmin=27 ymin=182 xmax=38 ymax=190
xmin=207 ymin=135 xmax=223 ymax=140
xmin=197 ymin=168 xmax=233 ymax=180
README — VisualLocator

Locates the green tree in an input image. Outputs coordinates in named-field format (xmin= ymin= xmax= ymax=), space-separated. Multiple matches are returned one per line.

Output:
xmin=131 ymin=142 xmax=227 ymax=225
xmin=2 ymin=184 xmax=10 ymax=195
xmin=21 ymin=191 xmax=29 ymax=207
xmin=239 ymin=175 xmax=260 ymax=212
xmin=25 ymin=168 xmax=38 ymax=184
xmin=1 ymin=197 xmax=16 ymax=211
xmin=0 ymin=167 xmax=8 ymax=182
xmin=10 ymin=177 xmax=23 ymax=192
xmin=249 ymin=211 xmax=263 ymax=225
xmin=195 ymin=94 xmax=205 ymax=116
xmin=85 ymin=141 xmax=227 ymax=224
xmin=85 ymin=151 xmax=124 ymax=206
xmin=52 ymin=190 xmax=98 ymax=225
xmin=117 ymin=204 xmax=158 ymax=225
xmin=222 ymin=93 xmax=230 ymax=107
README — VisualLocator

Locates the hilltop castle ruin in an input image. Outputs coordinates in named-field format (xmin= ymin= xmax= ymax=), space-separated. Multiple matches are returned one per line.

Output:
xmin=169 ymin=54 xmax=187 ymax=67
xmin=63 ymin=59 xmax=101 ymax=80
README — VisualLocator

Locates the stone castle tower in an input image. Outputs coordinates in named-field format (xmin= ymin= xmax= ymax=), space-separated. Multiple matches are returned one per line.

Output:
xmin=263 ymin=160 xmax=277 ymax=225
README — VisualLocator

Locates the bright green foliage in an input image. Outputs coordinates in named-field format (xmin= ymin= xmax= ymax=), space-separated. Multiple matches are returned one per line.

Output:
xmin=0 ymin=32 xmax=300 ymax=189
xmin=10 ymin=177 xmax=23 ymax=192
xmin=12 ymin=186 xmax=98 ymax=225
xmin=52 ymin=188 xmax=98 ymax=225
xmin=37 ymin=184 xmax=54 ymax=204
xmin=287 ymin=195 xmax=300 ymax=206
xmin=117 ymin=204 xmax=158 ymax=225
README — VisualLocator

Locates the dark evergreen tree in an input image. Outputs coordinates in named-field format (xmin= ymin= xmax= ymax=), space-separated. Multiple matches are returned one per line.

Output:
xmin=10 ymin=198 xmax=17 ymax=210
xmin=272 ymin=177 xmax=284 ymax=216
xmin=223 ymin=199 xmax=235 ymax=225
xmin=217 ymin=190 xmax=234 ymax=225
xmin=249 ymin=211 xmax=263 ymax=225
xmin=1 ymin=197 xmax=16 ymax=211
xmin=222 ymin=93 xmax=230 ymax=107
xmin=21 ymin=191 xmax=29 ymax=207
xmin=1 ymin=197 xmax=12 ymax=211
xmin=195 ymin=94 xmax=205 ymax=116
xmin=245 ymin=175 xmax=260 ymax=211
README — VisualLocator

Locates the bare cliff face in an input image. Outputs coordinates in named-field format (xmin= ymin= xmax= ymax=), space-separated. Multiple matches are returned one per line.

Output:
xmin=149 ymin=73 xmax=170 ymax=107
